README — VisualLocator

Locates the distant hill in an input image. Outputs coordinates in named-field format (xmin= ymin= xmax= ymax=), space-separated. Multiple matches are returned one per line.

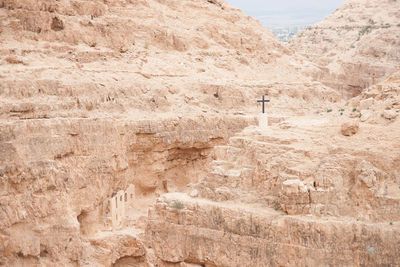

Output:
xmin=290 ymin=0 xmax=400 ymax=96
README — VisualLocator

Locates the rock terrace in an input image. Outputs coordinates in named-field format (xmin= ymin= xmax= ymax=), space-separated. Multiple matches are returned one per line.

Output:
xmin=0 ymin=0 xmax=399 ymax=266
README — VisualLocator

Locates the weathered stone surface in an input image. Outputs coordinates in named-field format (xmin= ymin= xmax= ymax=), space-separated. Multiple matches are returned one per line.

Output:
xmin=383 ymin=109 xmax=398 ymax=120
xmin=149 ymin=114 xmax=400 ymax=265
xmin=341 ymin=120 xmax=359 ymax=136
xmin=279 ymin=179 xmax=310 ymax=215
xmin=359 ymin=109 xmax=372 ymax=122
xmin=146 ymin=194 xmax=400 ymax=266
xmin=0 ymin=0 xmax=340 ymax=264
xmin=345 ymin=70 xmax=400 ymax=124
xmin=0 ymin=116 xmax=253 ymax=265
xmin=88 ymin=232 xmax=146 ymax=266
xmin=290 ymin=0 xmax=400 ymax=97
xmin=1 ymin=0 xmax=400 ymax=266
xmin=359 ymin=98 xmax=374 ymax=110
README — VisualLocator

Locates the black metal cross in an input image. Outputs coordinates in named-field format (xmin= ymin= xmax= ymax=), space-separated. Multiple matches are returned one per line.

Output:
xmin=257 ymin=95 xmax=270 ymax=113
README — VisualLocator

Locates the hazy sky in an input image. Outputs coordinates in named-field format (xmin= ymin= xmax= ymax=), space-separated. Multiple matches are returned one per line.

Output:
xmin=227 ymin=0 xmax=347 ymax=28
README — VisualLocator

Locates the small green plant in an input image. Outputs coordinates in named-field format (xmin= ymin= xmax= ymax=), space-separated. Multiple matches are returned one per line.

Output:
xmin=352 ymin=108 xmax=357 ymax=112
xmin=327 ymin=109 xmax=333 ymax=113
xmin=358 ymin=113 xmax=362 ymax=118
xmin=350 ymin=44 xmax=355 ymax=49
xmin=340 ymin=112 xmax=343 ymax=116
xmin=273 ymin=201 xmax=280 ymax=211
xmin=390 ymin=222 xmax=393 ymax=225
xmin=357 ymin=26 xmax=372 ymax=41
xmin=339 ymin=108 xmax=345 ymax=112
xmin=359 ymin=26 xmax=372 ymax=36
xmin=170 ymin=200 xmax=184 ymax=210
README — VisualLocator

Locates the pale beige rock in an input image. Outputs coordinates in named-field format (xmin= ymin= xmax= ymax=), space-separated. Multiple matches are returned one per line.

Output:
xmin=383 ymin=109 xmax=398 ymax=120
xmin=1 ymin=0 xmax=338 ymax=264
xmin=360 ymin=109 xmax=372 ymax=122
xmin=189 ymin=189 xmax=199 ymax=198
xmin=290 ymin=0 xmax=400 ymax=97
xmin=349 ymin=111 xmax=360 ymax=118
xmin=280 ymin=180 xmax=310 ymax=215
xmin=1 ymin=0 xmax=400 ymax=266
xmin=146 ymin=192 xmax=400 ymax=266
xmin=359 ymin=97 xmax=374 ymax=110
xmin=356 ymin=160 xmax=379 ymax=189
xmin=345 ymin=70 xmax=400 ymax=124
xmin=282 ymin=179 xmax=308 ymax=194
xmin=88 ymin=231 xmax=146 ymax=266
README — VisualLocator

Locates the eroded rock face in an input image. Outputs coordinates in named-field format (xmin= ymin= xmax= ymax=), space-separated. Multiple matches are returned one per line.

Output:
xmin=346 ymin=70 xmax=400 ymax=124
xmin=147 ymin=113 xmax=400 ymax=265
xmin=147 ymin=193 xmax=400 ymax=267
xmin=279 ymin=179 xmax=310 ymax=215
xmin=341 ymin=120 xmax=359 ymax=136
xmin=1 ymin=0 xmax=399 ymax=266
xmin=0 ymin=0 xmax=340 ymax=126
xmin=383 ymin=109 xmax=398 ymax=120
xmin=0 ymin=115 xmax=256 ymax=265
xmin=0 ymin=0 xmax=340 ymax=265
xmin=290 ymin=0 xmax=400 ymax=97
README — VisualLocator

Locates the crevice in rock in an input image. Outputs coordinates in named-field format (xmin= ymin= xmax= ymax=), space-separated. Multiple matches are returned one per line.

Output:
xmin=77 ymin=210 xmax=89 ymax=236
xmin=112 ymin=256 xmax=147 ymax=267
xmin=51 ymin=17 xmax=64 ymax=31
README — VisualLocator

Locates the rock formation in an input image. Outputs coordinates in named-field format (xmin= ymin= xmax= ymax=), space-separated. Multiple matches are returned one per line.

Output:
xmin=346 ymin=70 xmax=400 ymax=124
xmin=290 ymin=0 xmax=400 ymax=97
xmin=148 ymin=108 xmax=400 ymax=266
xmin=0 ymin=0 xmax=399 ymax=266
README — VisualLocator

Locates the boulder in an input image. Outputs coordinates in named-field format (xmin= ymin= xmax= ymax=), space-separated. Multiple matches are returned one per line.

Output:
xmin=189 ymin=189 xmax=199 ymax=198
xmin=383 ymin=109 xmax=398 ymax=120
xmin=360 ymin=110 xmax=372 ymax=122
xmin=359 ymin=98 xmax=374 ymax=110
xmin=341 ymin=120 xmax=359 ymax=136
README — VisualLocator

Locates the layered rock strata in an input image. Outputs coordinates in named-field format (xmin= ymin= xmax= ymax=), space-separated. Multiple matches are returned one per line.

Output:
xmin=147 ymin=111 xmax=400 ymax=266
xmin=290 ymin=0 xmax=400 ymax=97
xmin=2 ymin=0 xmax=398 ymax=266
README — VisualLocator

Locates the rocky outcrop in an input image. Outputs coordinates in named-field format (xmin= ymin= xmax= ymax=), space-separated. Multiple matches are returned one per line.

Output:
xmin=147 ymin=193 xmax=400 ymax=266
xmin=0 ymin=0 xmax=342 ymax=264
xmin=0 ymin=115 xmax=256 ymax=265
xmin=2 ymin=0 xmax=399 ymax=266
xmin=341 ymin=119 xmax=359 ymax=136
xmin=290 ymin=0 xmax=400 ymax=97
xmin=0 ymin=0 xmax=339 ymax=122
xmin=346 ymin=70 xmax=400 ymax=124
xmin=147 ymin=112 xmax=400 ymax=265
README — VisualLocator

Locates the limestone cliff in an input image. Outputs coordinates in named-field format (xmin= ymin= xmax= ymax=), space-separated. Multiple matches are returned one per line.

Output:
xmin=347 ymin=70 xmax=400 ymax=123
xmin=1 ymin=0 xmax=399 ymax=266
xmin=290 ymin=0 xmax=400 ymax=97
xmin=0 ymin=0 xmax=337 ymax=121
xmin=147 ymin=94 xmax=400 ymax=266
xmin=0 ymin=0 xmax=339 ymax=266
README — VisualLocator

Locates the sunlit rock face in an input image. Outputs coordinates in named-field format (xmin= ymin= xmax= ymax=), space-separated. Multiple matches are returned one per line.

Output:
xmin=1 ymin=0 xmax=399 ymax=266
xmin=0 ymin=0 xmax=339 ymax=265
xmin=290 ymin=0 xmax=400 ymax=97
xmin=147 ymin=104 xmax=400 ymax=266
